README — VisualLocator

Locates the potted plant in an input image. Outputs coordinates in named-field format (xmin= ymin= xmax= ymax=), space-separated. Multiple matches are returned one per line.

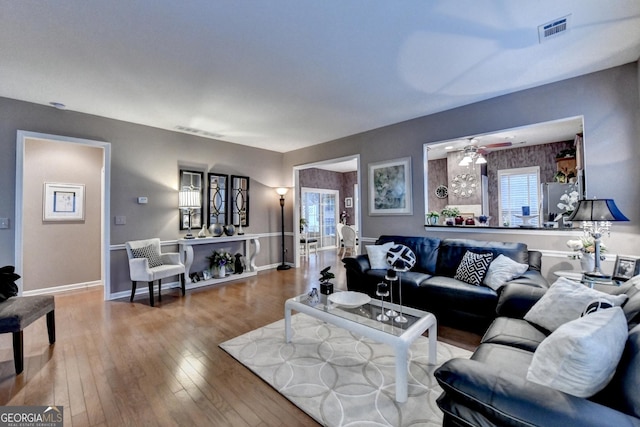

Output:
xmin=441 ymin=207 xmax=460 ymax=226
xmin=426 ymin=211 xmax=440 ymax=226
xmin=207 ymin=250 xmax=234 ymax=278
xmin=319 ymin=266 xmax=335 ymax=294
xmin=567 ymin=237 xmax=607 ymax=272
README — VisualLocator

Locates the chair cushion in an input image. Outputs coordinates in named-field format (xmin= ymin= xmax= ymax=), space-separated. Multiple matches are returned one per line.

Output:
xmin=454 ymin=251 xmax=493 ymax=286
xmin=483 ymin=254 xmax=529 ymax=291
xmin=526 ymin=306 xmax=628 ymax=398
xmin=131 ymin=244 xmax=164 ymax=268
xmin=0 ymin=295 xmax=55 ymax=333
xmin=524 ymin=277 xmax=627 ymax=332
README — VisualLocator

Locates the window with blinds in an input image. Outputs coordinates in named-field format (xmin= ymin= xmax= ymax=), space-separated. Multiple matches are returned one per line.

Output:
xmin=498 ymin=166 xmax=540 ymax=226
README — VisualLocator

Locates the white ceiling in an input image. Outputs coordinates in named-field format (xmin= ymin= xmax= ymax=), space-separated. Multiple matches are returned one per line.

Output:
xmin=1 ymin=1 xmax=639 ymax=153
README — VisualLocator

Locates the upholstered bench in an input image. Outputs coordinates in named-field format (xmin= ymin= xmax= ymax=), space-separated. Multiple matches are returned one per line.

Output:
xmin=0 ymin=295 xmax=55 ymax=374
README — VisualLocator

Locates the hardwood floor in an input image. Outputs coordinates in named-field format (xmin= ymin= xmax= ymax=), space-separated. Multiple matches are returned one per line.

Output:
xmin=0 ymin=250 xmax=481 ymax=426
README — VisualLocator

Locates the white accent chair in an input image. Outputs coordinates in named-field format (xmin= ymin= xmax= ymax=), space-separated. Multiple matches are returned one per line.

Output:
xmin=125 ymin=238 xmax=185 ymax=307
xmin=340 ymin=225 xmax=358 ymax=257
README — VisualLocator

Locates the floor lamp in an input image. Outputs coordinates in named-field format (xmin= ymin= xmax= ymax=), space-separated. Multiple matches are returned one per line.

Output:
xmin=276 ymin=187 xmax=291 ymax=271
xmin=179 ymin=188 xmax=201 ymax=239
xmin=567 ymin=198 xmax=629 ymax=278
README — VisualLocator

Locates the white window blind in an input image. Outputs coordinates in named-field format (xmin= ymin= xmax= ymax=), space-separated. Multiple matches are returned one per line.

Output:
xmin=498 ymin=167 xmax=540 ymax=226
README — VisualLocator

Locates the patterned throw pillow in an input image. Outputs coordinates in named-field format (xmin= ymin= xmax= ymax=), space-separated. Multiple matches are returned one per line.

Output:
xmin=386 ymin=244 xmax=417 ymax=272
xmin=454 ymin=251 xmax=494 ymax=286
xmin=131 ymin=244 xmax=164 ymax=268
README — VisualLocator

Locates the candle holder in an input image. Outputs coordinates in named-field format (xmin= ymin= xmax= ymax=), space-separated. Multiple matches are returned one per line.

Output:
xmin=384 ymin=269 xmax=399 ymax=317
xmin=376 ymin=281 xmax=390 ymax=321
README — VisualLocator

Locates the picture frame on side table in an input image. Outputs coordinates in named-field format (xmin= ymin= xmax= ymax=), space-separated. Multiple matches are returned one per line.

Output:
xmin=43 ymin=182 xmax=85 ymax=221
xmin=368 ymin=157 xmax=413 ymax=215
xmin=612 ymin=255 xmax=640 ymax=281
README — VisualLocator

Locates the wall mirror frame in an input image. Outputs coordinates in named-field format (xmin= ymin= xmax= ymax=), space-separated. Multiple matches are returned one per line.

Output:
xmin=179 ymin=169 xmax=204 ymax=230
xmin=423 ymin=116 xmax=585 ymax=229
xmin=208 ymin=172 xmax=228 ymax=225
xmin=230 ymin=175 xmax=250 ymax=227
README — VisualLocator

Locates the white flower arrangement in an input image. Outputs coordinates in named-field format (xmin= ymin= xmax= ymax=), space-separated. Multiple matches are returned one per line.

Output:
xmin=566 ymin=237 xmax=606 ymax=259
xmin=557 ymin=190 xmax=579 ymax=215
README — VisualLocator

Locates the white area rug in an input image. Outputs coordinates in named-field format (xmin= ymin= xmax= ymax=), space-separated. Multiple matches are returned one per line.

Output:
xmin=220 ymin=313 xmax=471 ymax=426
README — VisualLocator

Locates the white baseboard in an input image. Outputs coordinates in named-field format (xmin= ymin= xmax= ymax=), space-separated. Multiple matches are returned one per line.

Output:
xmin=22 ymin=280 xmax=102 ymax=296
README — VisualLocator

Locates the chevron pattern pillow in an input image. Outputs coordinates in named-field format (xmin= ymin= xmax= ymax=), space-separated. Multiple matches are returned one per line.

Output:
xmin=131 ymin=244 xmax=164 ymax=268
xmin=454 ymin=251 xmax=493 ymax=286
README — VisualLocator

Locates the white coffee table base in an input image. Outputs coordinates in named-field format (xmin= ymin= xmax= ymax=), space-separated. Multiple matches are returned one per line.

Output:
xmin=284 ymin=296 xmax=437 ymax=403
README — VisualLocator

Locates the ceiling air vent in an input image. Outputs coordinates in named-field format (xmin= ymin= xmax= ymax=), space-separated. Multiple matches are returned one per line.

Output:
xmin=175 ymin=126 xmax=223 ymax=139
xmin=538 ymin=15 xmax=571 ymax=43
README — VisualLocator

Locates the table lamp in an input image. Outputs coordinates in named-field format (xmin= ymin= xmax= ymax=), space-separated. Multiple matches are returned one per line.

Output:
xmin=178 ymin=188 xmax=201 ymax=239
xmin=567 ymin=198 xmax=628 ymax=278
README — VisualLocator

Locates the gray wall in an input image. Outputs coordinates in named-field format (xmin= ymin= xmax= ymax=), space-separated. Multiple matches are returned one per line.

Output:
xmin=0 ymin=97 xmax=287 ymax=295
xmin=284 ymin=62 xmax=640 ymax=273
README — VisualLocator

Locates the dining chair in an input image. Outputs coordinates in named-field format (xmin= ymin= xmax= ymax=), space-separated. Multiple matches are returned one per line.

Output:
xmin=340 ymin=225 xmax=358 ymax=257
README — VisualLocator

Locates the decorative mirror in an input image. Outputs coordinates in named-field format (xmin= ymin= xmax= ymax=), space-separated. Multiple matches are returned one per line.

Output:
xmin=230 ymin=175 xmax=249 ymax=227
xmin=208 ymin=173 xmax=227 ymax=225
xmin=179 ymin=170 xmax=203 ymax=230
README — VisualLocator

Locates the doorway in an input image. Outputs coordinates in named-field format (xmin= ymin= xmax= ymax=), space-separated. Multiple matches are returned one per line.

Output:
xmin=293 ymin=154 xmax=360 ymax=267
xmin=301 ymin=188 xmax=338 ymax=249
xmin=15 ymin=131 xmax=111 ymax=298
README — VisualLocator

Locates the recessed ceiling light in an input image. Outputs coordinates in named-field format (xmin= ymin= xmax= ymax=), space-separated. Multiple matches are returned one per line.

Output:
xmin=444 ymin=146 xmax=454 ymax=150
xmin=49 ymin=102 xmax=66 ymax=110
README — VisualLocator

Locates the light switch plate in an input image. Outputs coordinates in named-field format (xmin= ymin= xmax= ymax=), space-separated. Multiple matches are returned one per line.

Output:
xmin=115 ymin=215 xmax=126 ymax=225
xmin=0 ymin=218 xmax=8 ymax=229
xmin=137 ymin=197 xmax=148 ymax=204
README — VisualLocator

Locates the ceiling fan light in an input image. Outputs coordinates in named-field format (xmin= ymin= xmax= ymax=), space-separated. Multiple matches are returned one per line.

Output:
xmin=459 ymin=156 xmax=472 ymax=166
xmin=475 ymin=155 xmax=487 ymax=164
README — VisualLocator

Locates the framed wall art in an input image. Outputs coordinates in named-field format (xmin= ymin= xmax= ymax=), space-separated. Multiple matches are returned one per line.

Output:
xmin=208 ymin=173 xmax=228 ymax=225
xmin=345 ymin=197 xmax=353 ymax=208
xmin=612 ymin=255 xmax=640 ymax=281
xmin=43 ymin=182 xmax=85 ymax=221
xmin=179 ymin=170 xmax=204 ymax=230
xmin=230 ymin=175 xmax=249 ymax=227
xmin=368 ymin=157 xmax=413 ymax=215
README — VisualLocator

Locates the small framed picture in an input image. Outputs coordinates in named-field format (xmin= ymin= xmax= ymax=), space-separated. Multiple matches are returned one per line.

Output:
xmin=345 ymin=197 xmax=353 ymax=208
xmin=43 ymin=182 xmax=85 ymax=221
xmin=612 ymin=256 xmax=640 ymax=281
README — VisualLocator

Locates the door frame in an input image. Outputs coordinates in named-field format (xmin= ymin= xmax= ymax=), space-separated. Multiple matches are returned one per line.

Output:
xmin=293 ymin=154 xmax=360 ymax=268
xmin=15 ymin=131 xmax=111 ymax=299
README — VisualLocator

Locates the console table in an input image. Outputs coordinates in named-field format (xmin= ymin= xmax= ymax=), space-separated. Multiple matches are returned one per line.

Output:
xmin=178 ymin=234 xmax=260 ymax=286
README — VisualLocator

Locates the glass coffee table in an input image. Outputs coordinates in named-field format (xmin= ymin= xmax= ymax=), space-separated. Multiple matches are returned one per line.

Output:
xmin=284 ymin=291 xmax=437 ymax=403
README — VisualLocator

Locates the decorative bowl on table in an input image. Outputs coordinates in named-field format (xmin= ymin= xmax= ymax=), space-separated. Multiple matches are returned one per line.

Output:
xmin=328 ymin=291 xmax=371 ymax=308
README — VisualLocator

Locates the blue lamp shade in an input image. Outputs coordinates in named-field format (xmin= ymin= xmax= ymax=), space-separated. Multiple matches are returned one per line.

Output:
xmin=567 ymin=199 xmax=629 ymax=222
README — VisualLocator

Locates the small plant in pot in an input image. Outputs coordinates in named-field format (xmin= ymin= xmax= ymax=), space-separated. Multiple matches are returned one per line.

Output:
xmin=441 ymin=207 xmax=460 ymax=226
xmin=319 ymin=266 xmax=335 ymax=295
xmin=426 ymin=211 xmax=440 ymax=225
xmin=207 ymin=250 xmax=234 ymax=278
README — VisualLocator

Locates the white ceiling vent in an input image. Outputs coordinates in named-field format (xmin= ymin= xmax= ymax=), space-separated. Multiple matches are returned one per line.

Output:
xmin=538 ymin=15 xmax=571 ymax=43
xmin=175 ymin=126 xmax=223 ymax=139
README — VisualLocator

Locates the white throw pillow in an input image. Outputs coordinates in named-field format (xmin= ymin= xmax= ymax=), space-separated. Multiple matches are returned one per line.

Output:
xmin=366 ymin=242 xmax=395 ymax=269
xmin=524 ymin=277 xmax=627 ymax=332
xmin=526 ymin=307 xmax=628 ymax=398
xmin=483 ymin=254 xmax=529 ymax=291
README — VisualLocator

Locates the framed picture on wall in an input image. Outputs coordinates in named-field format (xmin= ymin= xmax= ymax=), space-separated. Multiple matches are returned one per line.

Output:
xmin=368 ymin=157 xmax=413 ymax=215
xmin=345 ymin=197 xmax=353 ymax=208
xmin=613 ymin=255 xmax=640 ymax=281
xmin=43 ymin=182 xmax=85 ymax=221
xmin=179 ymin=170 xmax=204 ymax=230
